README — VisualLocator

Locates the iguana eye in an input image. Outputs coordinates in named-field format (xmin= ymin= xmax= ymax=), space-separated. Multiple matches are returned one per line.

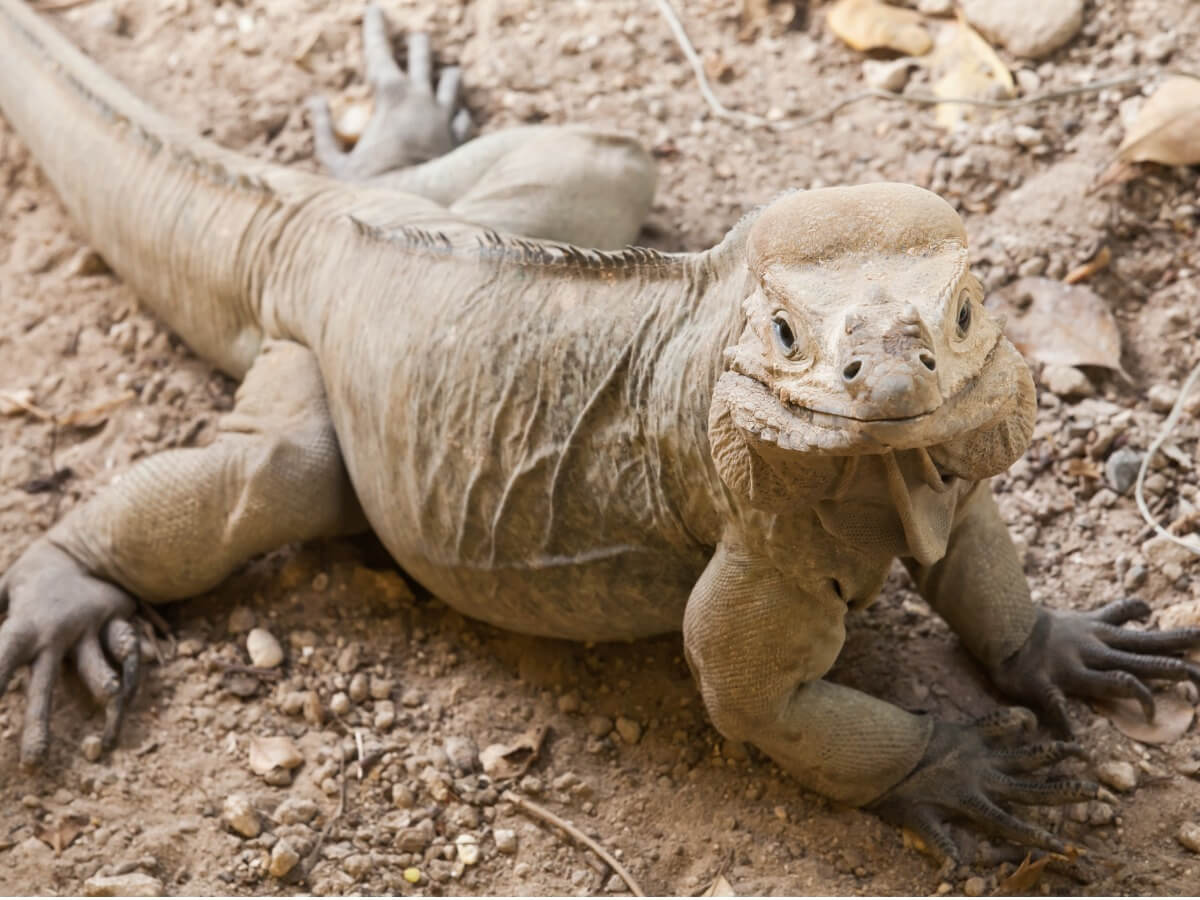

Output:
xmin=772 ymin=315 xmax=800 ymax=358
xmin=955 ymin=291 xmax=972 ymax=338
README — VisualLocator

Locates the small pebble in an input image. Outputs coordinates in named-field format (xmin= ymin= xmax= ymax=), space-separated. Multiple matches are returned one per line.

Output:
xmin=1179 ymin=822 xmax=1200 ymax=854
xmin=274 ymin=797 xmax=318 ymax=825
xmin=246 ymin=628 xmax=283 ymax=668
xmin=269 ymin=839 xmax=300 ymax=878
xmin=348 ymin=673 xmax=369 ymax=703
xmin=401 ymin=687 xmax=422 ymax=707
xmin=392 ymin=784 xmax=416 ymax=808
xmin=557 ymin=691 xmax=582 ymax=714
xmin=615 ymin=716 xmax=642 ymax=744
xmin=587 ymin=715 xmax=613 ymax=738
xmin=604 ymin=873 xmax=627 ymax=893
xmin=444 ymin=735 xmax=479 ymax=771
xmin=374 ymin=699 xmax=396 ymax=731
xmin=330 ymin=692 xmax=351 ymax=716
xmin=963 ymin=876 xmax=986 ymax=896
xmin=455 ymin=833 xmax=480 ymax=865
xmin=1105 ymin=446 xmax=1143 ymax=495
xmin=227 ymin=606 xmax=255 ymax=634
xmin=1097 ymin=760 xmax=1138 ymax=792
xmin=222 ymin=793 xmax=260 ymax=838
xmin=1041 ymin=364 xmax=1094 ymax=400
xmin=1147 ymin=383 xmax=1179 ymax=413
xmin=493 ymin=828 xmax=518 ymax=854
xmin=370 ymin=677 xmax=395 ymax=700
xmin=81 ymin=734 xmax=103 ymax=762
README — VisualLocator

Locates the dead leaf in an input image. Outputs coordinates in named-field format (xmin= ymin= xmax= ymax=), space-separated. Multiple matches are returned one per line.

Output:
xmin=1064 ymin=458 xmax=1101 ymax=479
xmin=703 ymin=874 xmax=737 ymax=896
xmin=827 ymin=0 xmax=931 ymax=56
xmin=926 ymin=14 xmax=1014 ymax=130
xmin=248 ymin=735 xmax=303 ymax=775
xmin=478 ymin=725 xmax=547 ymax=779
xmin=987 ymin=277 xmax=1124 ymax=374
xmin=1095 ymin=693 xmax=1195 ymax=744
xmin=1064 ymin=245 xmax=1111 ymax=284
xmin=34 ymin=815 xmax=89 ymax=856
xmin=1117 ymin=75 xmax=1200 ymax=166
xmin=997 ymin=852 xmax=1055 ymax=895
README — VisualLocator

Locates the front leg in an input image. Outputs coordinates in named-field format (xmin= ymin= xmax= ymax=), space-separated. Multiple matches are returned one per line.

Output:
xmin=907 ymin=483 xmax=1200 ymax=735
xmin=683 ymin=539 xmax=1094 ymax=861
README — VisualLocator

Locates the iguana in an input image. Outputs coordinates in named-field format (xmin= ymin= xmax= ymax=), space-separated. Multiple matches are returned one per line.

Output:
xmin=2 ymin=1 xmax=1198 ymax=865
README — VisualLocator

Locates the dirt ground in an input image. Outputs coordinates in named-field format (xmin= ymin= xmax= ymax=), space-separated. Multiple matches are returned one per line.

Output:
xmin=2 ymin=0 xmax=1200 ymax=895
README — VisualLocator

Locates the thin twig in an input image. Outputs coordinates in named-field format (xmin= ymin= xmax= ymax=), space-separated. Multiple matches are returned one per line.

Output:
xmin=1135 ymin=360 xmax=1200 ymax=557
xmin=652 ymin=0 xmax=770 ymax=129
xmin=501 ymin=790 xmax=646 ymax=896
xmin=652 ymin=0 xmax=1168 ymax=131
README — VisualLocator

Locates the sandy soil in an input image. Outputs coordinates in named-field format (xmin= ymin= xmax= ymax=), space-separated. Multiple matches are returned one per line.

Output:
xmin=2 ymin=0 xmax=1200 ymax=894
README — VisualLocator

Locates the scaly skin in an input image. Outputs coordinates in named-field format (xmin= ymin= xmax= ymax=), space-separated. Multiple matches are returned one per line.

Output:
xmin=2 ymin=1 xmax=1199 ymax=866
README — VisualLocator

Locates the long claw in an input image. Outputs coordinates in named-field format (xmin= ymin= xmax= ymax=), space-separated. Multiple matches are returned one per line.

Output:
xmin=1096 ymin=622 xmax=1200 ymax=654
xmin=961 ymin=795 xmax=1068 ymax=854
xmin=908 ymin=806 xmax=961 ymax=863
xmin=985 ymin=772 xmax=1099 ymax=806
xmin=21 ymin=651 xmax=61 ymax=767
xmin=1093 ymin=597 xmax=1151 ymax=626
xmin=102 ymin=618 xmax=140 ymax=750
xmin=1084 ymin=644 xmax=1200 ymax=683
xmin=993 ymin=741 xmax=1085 ymax=774
xmin=1068 ymin=668 xmax=1156 ymax=720
xmin=975 ymin=706 xmax=1036 ymax=739
xmin=0 ymin=619 xmax=35 ymax=697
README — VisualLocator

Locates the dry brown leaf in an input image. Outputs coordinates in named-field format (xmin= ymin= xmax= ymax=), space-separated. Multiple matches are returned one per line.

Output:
xmin=987 ymin=277 xmax=1124 ymax=374
xmin=703 ymin=874 xmax=737 ymax=897
xmin=827 ymin=0 xmax=931 ymax=56
xmin=1095 ymin=693 xmax=1195 ymax=744
xmin=1064 ymin=458 xmax=1101 ymax=479
xmin=927 ymin=15 xmax=1014 ymax=130
xmin=1064 ymin=245 xmax=1111 ymax=284
xmin=478 ymin=725 xmax=547 ymax=779
xmin=997 ymin=852 xmax=1055 ymax=895
xmin=34 ymin=814 xmax=89 ymax=856
xmin=248 ymin=735 xmax=303 ymax=775
xmin=1117 ymin=75 xmax=1200 ymax=166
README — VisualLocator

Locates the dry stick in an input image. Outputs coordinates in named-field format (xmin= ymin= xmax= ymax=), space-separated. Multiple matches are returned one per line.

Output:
xmin=652 ymin=0 xmax=1167 ymax=132
xmin=1134 ymin=359 xmax=1200 ymax=557
xmin=501 ymin=790 xmax=646 ymax=897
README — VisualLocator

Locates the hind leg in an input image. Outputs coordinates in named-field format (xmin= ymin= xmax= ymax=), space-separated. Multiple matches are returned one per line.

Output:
xmin=308 ymin=4 xmax=656 ymax=248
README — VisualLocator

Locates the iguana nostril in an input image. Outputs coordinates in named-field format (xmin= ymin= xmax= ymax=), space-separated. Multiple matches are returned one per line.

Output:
xmin=919 ymin=352 xmax=936 ymax=372
xmin=843 ymin=360 xmax=863 ymax=381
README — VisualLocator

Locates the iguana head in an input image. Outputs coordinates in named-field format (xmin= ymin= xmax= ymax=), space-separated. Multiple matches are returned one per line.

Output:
xmin=710 ymin=183 xmax=1035 ymax=508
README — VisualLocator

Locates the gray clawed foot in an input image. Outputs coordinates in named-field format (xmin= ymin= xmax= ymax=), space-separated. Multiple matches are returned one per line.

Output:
xmin=309 ymin=3 xmax=472 ymax=180
xmin=869 ymin=709 xmax=1098 ymax=865
xmin=0 ymin=540 xmax=140 ymax=765
xmin=991 ymin=599 xmax=1200 ymax=738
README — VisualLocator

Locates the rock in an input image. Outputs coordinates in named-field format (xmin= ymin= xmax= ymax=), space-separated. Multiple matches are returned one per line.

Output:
xmin=370 ymin=677 xmax=395 ymax=700
xmin=0 ymin=388 xmax=35 ymax=416
xmin=455 ymin=833 xmax=480 ymax=865
xmin=1013 ymin=125 xmax=1043 ymax=149
xmin=222 ymin=793 xmax=261 ymax=838
xmin=916 ymin=0 xmax=953 ymax=13
xmin=1097 ymin=760 xmax=1138 ymax=793
xmin=615 ymin=716 xmax=642 ymax=745
xmin=348 ymin=672 xmax=369 ymax=703
xmin=1089 ymin=801 xmax=1115 ymax=825
xmin=403 ymin=867 xmax=422 ymax=884
xmin=960 ymin=0 xmax=1083 ymax=58
xmin=401 ymin=687 xmax=422 ymax=707
xmin=330 ymin=691 xmax=351 ymax=716
xmin=493 ymin=828 xmax=518 ymax=854
xmin=336 ymin=642 xmax=360 ymax=674
xmin=269 ymin=839 xmax=301 ymax=877
xmin=392 ymin=784 xmax=416 ymax=807
xmin=280 ymin=691 xmax=306 ymax=716
xmin=587 ymin=715 xmax=613 ymax=738
xmin=227 ymin=606 xmax=255 ymax=634
xmin=303 ymin=691 xmax=325 ymax=726
xmin=557 ymin=691 xmax=582 ymax=714
xmin=1105 ymin=447 xmax=1143 ymax=495
xmin=246 ymin=628 xmax=283 ymax=668
xmin=81 ymin=734 xmax=103 ymax=762
xmin=862 ymin=58 xmax=912 ymax=92
xmin=1041 ymin=364 xmax=1094 ymax=400
xmin=605 ymin=873 xmax=627 ymax=893
xmin=444 ymin=736 xmax=479 ymax=772
xmin=83 ymin=873 xmax=164 ymax=897
xmin=964 ymin=876 xmax=986 ymax=897
xmin=1147 ymin=383 xmax=1179 ymax=413
xmin=397 ymin=819 xmax=435 ymax=852
xmin=1179 ymin=822 xmax=1200 ymax=854
xmin=248 ymin=735 xmax=303 ymax=776
xmin=274 ymin=796 xmax=318 ymax=825
xmin=343 ymin=853 xmax=373 ymax=878
xmin=374 ymin=699 xmax=396 ymax=731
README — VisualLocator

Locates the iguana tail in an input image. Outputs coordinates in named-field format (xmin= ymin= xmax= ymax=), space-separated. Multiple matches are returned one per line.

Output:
xmin=0 ymin=0 xmax=318 ymax=376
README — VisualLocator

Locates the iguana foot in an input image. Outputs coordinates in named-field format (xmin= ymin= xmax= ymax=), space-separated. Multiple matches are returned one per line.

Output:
xmin=309 ymin=3 xmax=471 ymax=180
xmin=0 ymin=540 xmax=140 ymax=766
xmin=990 ymin=598 xmax=1200 ymax=736
xmin=869 ymin=708 xmax=1097 ymax=864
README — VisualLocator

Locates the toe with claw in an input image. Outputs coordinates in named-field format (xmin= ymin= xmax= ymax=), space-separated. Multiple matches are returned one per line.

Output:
xmin=309 ymin=3 xmax=472 ymax=180
xmin=869 ymin=708 xmax=1097 ymax=864
xmin=990 ymin=597 xmax=1200 ymax=736
xmin=0 ymin=540 xmax=140 ymax=766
